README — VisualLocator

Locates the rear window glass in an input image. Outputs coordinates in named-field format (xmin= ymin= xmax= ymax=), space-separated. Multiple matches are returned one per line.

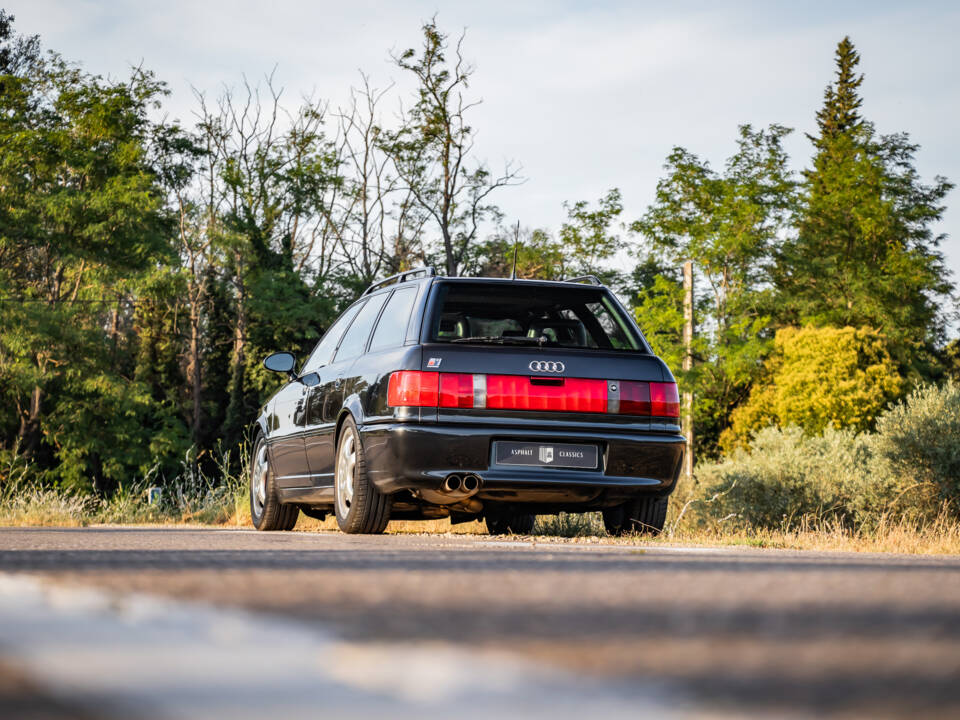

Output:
xmin=428 ymin=282 xmax=644 ymax=352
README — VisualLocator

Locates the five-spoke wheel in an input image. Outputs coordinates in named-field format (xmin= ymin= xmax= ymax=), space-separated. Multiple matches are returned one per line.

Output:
xmin=334 ymin=417 xmax=391 ymax=534
xmin=249 ymin=434 xmax=299 ymax=531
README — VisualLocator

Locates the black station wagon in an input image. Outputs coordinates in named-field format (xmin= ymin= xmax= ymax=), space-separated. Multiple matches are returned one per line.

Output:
xmin=251 ymin=268 xmax=684 ymax=535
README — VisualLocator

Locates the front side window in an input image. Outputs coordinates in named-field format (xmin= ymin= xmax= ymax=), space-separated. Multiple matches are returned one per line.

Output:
xmin=334 ymin=292 xmax=388 ymax=362
xmin=428 ymin=282 xmax=644 ymax=352
xmin=301 ymin=302 xmax=363 ymax=375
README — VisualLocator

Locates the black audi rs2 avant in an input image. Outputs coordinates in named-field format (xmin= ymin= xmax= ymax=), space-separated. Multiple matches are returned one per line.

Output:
xmin=251 ymin=268 xmax=684 ymax=535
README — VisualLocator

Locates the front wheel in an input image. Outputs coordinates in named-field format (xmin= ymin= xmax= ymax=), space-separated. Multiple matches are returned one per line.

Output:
xmin=250 ymin=435 xmax=299 ymax=531
xmin=334 ymin=417 xmax=391 ymax=534
xmin=602 ymin=496 xmax=668 ymax=537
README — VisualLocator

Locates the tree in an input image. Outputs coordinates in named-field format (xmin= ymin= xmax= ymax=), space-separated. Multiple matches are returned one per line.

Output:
xmin=386 ymin=19 xmax=521 ymax=276
xmin=721 ymin=326 xmax=904 ymax=451
xmin=776 ymin=37 xmax=954 ymax=373
xmin=0 ymin=20 xmax=187 ymax=489
xmin=190 ymin=77 xmax=341 ymax=452
xmin=810 ymin=36 xmax=863 ymax=147
xmin=632 ymin=125 xmax=796 ymax=455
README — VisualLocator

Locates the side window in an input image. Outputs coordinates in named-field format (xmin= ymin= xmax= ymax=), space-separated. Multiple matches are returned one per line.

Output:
xmin=301 ymin=302 xmax=364 ymax=375
xmin=369 ymin=287 xmax=417 ymax=351
xmin=333 ymin=293 xmax=388 ymax=362
xmin=587 ymin=300 xmax=634 ymax=349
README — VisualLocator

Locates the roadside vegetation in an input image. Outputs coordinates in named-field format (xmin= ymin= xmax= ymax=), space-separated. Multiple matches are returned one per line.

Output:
xmin=1 ymin=12 xmax=958 ymax=552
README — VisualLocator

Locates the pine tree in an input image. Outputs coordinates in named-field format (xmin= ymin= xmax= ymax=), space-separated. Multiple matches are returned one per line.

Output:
xmin=776 ymin=37 xmax=954 ymax=375
xmin=810 ymin=36 xmax=863 ymax=147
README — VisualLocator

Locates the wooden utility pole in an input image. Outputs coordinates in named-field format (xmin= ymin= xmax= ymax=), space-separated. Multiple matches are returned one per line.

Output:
xmin=682 ymin=260 xmax=694 ymax=482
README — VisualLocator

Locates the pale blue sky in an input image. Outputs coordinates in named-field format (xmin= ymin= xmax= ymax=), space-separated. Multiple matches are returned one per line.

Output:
xmin=7 ymin=1 xmax=959 ymax=323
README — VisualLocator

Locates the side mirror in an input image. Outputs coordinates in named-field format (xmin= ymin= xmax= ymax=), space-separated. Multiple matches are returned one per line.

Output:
xmin=263 ymin=352 xmax=296 ymax=377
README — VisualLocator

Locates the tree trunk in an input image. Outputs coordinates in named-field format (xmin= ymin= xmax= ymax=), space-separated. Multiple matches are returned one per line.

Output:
xmin=682 ymin=260 xmax=695 ymax=483
xmin=187 ymin=297 xmax=202 ymax=446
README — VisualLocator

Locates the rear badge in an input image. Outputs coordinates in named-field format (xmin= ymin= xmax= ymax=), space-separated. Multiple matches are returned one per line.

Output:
xmin=427 ymin=357 xmax=442 ymax=368
xmin=529 ymin=360 xmax=564 ymax=373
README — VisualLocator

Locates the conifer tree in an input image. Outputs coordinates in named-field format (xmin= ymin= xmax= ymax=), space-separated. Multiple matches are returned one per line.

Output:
xmin=776 ymin=37 xmax=953 ymax=374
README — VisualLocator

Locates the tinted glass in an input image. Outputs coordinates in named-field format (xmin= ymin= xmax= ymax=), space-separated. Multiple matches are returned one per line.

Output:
xmin=334 ymin=293 xmax=388 ymax=362
xmin=301 ymin=302 xmax=363 ymax=374
xmin=428 ymin=282 xmax=643 ymax=352
xmin=369 ymin=287 xmax=418 ymax=351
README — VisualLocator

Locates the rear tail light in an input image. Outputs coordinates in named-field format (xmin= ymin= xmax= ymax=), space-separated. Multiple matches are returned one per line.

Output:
xmin=439 ymin=373 xmax=474 ymax=408
xmin=650 ymin=381 xmax=680 ymax=417
xmin=387 ymin=370 xmax=438 ymax=407
xmin=388 ymin=371 xmax=679 ymax=418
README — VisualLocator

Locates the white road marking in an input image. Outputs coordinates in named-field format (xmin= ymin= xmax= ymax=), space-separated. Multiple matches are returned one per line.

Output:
xmin=0 ymin=572 xmax=702 ymax=720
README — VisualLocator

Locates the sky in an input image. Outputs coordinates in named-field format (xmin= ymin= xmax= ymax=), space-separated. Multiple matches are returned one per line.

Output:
xmin=6 ymin=0 xmax=960 ymax=318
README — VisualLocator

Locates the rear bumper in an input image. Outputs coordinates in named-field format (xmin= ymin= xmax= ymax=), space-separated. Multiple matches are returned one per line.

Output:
xmin=361 ymin=421 xmax=684 ymax=506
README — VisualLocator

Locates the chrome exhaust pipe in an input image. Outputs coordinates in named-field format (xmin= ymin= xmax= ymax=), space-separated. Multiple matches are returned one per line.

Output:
xmin=443 ymin=474 xmax=462 ymax=493
xmin=461 ymin=474 xmax=480 ymax=492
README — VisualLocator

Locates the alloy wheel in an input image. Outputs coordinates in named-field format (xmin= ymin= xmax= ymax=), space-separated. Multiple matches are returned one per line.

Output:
xmin=336 ymin=430 xmax=357 ymax=517
xmin=251 ymin=442 xmax=268 ymax=519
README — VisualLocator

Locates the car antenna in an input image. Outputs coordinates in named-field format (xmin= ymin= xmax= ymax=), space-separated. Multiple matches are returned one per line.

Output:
xmin=510 ymin=221 xmax=520 ymax=280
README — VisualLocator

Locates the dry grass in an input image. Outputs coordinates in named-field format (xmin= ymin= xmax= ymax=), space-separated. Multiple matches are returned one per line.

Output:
xmin=5 ymin=478 xmax=960 ymax=556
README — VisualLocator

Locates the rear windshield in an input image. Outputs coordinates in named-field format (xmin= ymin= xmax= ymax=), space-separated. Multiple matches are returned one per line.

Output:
xmin=427 ymin=282 xmax=645 ymax=352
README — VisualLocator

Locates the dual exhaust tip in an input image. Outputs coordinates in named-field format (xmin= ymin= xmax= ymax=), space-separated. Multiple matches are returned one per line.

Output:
xmin=443 ymin=473 xmax=481 ymax=494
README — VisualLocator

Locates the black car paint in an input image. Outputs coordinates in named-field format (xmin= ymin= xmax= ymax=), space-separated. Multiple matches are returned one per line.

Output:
xmin=253 ymin=277 xmax=684 ymax=515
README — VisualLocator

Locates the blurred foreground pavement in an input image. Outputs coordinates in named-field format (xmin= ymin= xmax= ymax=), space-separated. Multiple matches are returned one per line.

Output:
xmin=0 ymin=527 xmax=959 ymax=719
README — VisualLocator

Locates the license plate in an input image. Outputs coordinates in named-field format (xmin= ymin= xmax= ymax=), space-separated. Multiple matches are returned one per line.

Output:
xmin=494 ymin=441 xmax=599 ymax=469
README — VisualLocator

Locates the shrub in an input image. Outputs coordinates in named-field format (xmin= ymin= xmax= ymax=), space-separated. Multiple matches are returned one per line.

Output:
xmin=873 ymin=381 xmax=960 ymax=506
xmin=690 ymin=426 xmax=898 ymax=531
xmin=721 ymin=326 xmax=903 ymax=451
xmin=688 ymin=383 xmax=960 ymax=532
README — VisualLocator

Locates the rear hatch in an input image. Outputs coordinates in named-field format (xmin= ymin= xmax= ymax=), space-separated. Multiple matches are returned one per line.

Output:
xmin=387 ymin=279 xmax=680 ymax=430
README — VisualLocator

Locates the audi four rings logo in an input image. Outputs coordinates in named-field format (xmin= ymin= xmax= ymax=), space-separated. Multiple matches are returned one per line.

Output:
xmin=529 ymin=360 xmax=565 ymax=373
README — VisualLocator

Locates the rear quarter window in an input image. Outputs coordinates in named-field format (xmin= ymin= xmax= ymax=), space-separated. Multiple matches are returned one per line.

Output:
xmin=369 ymin=287 xmax=418 ymax=351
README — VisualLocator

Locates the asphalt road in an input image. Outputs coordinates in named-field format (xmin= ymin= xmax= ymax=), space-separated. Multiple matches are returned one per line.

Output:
xmin=1 ymin=527 xmax=959 ymax=719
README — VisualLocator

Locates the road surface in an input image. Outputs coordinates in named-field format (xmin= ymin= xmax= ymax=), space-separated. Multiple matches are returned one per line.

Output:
xmin=1 ymin=527 xmax=959 ymax=718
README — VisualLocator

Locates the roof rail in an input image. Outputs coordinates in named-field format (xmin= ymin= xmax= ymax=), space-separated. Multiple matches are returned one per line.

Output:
xmin=362 ymin=266 xmax=436 ymax=296
xmin=564 ymin=274 xmax=603 ymax=286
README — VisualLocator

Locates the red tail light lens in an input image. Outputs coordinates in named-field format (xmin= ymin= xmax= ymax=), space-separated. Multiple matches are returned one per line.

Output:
xmin=619 ymin=381 xmax=651 ymax=416
xmin=486 ymin=375 xmax=607 ymax=413
xmin=387 ymin=370 xmax=439 ymax=407
xmin=439 ymin=373 xmax=474 ymax=408
xmin=650 ymin=381 xmax=680 ymax=417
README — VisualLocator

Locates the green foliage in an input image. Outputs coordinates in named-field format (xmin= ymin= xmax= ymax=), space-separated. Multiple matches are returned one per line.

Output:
xmin=778 ymin=38 xmax=953 ymax=370
xmin=689 ymin=383 xmax=960 ymax=532
xmin=632 ymin=124 xmax=796 ymax=455
xmin=722 ymin=326 xmax=904 ymax=450
xmin=558 ymin=189 xmax=624 ymax=284
xmin=468 ymin=189 xmax=623 ymax=282
xmin=0 ymin=22 xmax=188 ymax=491
xmin=873 ymin=381 xmax=960 ymax=505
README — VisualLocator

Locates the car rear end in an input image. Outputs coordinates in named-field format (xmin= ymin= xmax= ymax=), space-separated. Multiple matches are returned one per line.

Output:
xmin=366 ymin=278 xmax=684 ymax=514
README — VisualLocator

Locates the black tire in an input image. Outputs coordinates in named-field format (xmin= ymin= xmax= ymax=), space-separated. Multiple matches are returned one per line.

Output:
xmin=250 ymin=434 xmax=300 ymax=531
xmin=485 ymin=507 xmax=536 ymax=535
xmin=334 ymin=417 xmax=391 ymax=534
xmin=602 ymin=496 xmax=668 ymax=536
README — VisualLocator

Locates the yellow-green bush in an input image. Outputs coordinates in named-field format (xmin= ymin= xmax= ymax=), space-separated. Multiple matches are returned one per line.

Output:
xmin=721 ymin=326 xmax=903 ymax=451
